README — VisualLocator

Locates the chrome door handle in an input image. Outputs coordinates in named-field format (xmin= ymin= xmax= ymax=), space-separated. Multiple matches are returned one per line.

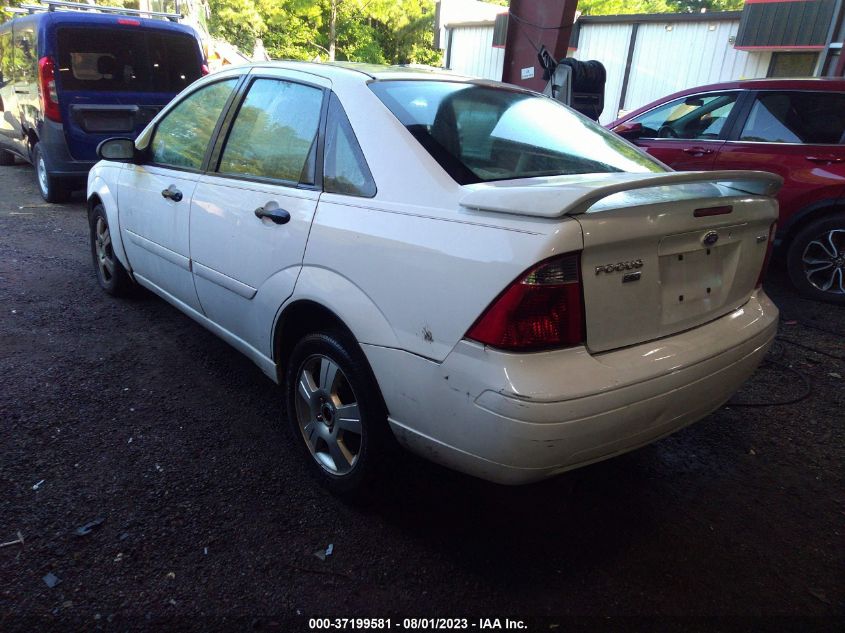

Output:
xmin=161 ymin=186 xmax=183 ymax=202
xmin=255 ymin=204 xmax=291 ymax=225
xmin=806 ymin=156 xmax=845 ymax=164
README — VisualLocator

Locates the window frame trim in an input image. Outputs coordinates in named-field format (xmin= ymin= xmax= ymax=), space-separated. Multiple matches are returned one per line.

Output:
xmin=207 ymin=73 xmax=330 ymax=192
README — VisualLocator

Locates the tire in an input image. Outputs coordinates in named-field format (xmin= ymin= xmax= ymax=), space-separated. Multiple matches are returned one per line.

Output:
xmin=0 ymin=149 xmax=14 ymax=166
xmin=786 ymin=213 xmax=845 ymax=305
xmin=89 ymin=203 xmax=133 ymax=296
xmin=33 ymin=143 xmax=71 ymax=203
xmin=285 ymin=330 xmax=393 ymax=495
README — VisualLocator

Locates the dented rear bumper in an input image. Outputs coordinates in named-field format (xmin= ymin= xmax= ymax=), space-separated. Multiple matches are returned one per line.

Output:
xmin=363 ymin=290 xmax=778 ymax=485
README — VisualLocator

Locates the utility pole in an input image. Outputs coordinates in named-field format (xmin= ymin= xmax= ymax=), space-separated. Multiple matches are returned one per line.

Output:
xmin=329 ymin=0 xmax=337 ymax=61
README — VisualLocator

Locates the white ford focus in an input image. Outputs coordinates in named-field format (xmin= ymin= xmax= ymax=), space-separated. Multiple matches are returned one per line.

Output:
xmin=88 ymin=62 xmax=780 ymax=492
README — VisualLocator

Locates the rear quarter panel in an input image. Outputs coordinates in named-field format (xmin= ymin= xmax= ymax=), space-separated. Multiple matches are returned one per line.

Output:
xmin=301 ymin=194 xmax=583 ymax=361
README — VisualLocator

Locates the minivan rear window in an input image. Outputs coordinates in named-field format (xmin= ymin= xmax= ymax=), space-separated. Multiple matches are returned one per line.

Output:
xmin=56 ymin=27 xmax=201 ymax=93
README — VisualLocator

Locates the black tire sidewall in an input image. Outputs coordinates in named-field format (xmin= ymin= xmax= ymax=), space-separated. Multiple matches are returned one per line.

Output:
xmin=786 ymin=213 xmax=845 ymax=305
xmin=89 ymin=204 xmax=130 ymax=296
xmin=33 ymin=144 xmax=69 ymax=203
xmin=284 ymin=331 xmax=389 ymax=495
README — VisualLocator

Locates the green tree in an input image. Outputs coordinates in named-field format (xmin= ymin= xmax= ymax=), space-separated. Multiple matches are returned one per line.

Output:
xmin=664 ymin=0 xmax=744 ymax=12
xmin=206 ymin=0 xmax=440 ymax=66
xmin=577 ymin=0 xmax=674 ymax=15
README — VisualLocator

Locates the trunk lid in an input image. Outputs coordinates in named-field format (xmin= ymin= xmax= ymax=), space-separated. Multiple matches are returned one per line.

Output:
xmin=460 ymin=171 xmax=781 ymax=353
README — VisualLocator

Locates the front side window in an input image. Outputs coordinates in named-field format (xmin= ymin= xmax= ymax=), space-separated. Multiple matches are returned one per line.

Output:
xmin=218 ymin=78 xmax=323 ymax=184
xmin=739 ymin=92 xmax=845 ymax=145
xmin=150 ymin=79 xmax=237 ymax=169
xmin=370 ymin=80 xmax=663 ymax=184
xmin=628 ymin=93 xmax=738 ymax=140
xmin=323 ymin=93 xmax=376 ymax=197
xmin=56 ymin=28 xmax=201 ymax=93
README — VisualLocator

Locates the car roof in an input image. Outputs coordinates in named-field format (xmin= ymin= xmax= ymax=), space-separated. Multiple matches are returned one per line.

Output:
xmin=242 ymin=60 xmax=480 ymax=83
xmin=1 ymin=11 xmax=197 ymax=36
xmin=611 ymin=76 xmax=845 ymax=126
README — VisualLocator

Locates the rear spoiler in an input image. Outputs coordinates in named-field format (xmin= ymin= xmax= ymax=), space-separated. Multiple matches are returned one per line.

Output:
xmin=460 ymin=171 xmax=783 ymax=219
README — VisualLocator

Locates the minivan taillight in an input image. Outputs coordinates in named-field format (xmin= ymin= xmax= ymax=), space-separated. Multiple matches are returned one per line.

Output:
xmin=466 ymin=253 xmax=584 ymax=351
xmin=756 ymin=222 xmax=777 ymax=289
xmin=38 ymin=56 xmax=61 ymax=123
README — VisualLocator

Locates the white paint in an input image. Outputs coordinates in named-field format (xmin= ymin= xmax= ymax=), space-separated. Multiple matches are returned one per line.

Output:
xmin=446 ymin=24 xmax=505 ymax=80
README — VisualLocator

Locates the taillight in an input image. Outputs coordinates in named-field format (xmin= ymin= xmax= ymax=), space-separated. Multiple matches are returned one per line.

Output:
xmin=466 ymin=253 xmax=584 ymax=351
xmin=201 ymin=64 xmax=210 ymax=76
xmin=38 ymin=56 xmax=61 ymax=123
xmin=756 ymin=222 xmax=777 ymax=289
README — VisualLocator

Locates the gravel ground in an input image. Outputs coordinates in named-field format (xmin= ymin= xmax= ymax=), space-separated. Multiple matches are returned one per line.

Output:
xmin=0 ymin=162 xmax=843 ymax=632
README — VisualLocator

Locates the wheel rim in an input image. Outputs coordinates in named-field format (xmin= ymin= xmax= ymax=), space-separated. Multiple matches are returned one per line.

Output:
xmin=802 ymin=228 xmax=845 ymax=295
xmin=294 ymin=354 xmax=363 ymax=476
xmin=95 ymin=216 xmax=116 ymax=282
xmin=36 ymin=154 xmax=49 ymax=197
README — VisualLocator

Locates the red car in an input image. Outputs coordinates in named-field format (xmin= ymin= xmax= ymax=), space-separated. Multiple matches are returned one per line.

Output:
xmin=609 ymin=78 xmax=845 ymax=304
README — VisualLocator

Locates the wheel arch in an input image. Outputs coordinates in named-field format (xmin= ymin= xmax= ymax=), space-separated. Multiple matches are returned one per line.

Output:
xmin=778 ymin=197 xmax=845 ymax=251
xmin=87 ymin=175 xmax=132 ymax=274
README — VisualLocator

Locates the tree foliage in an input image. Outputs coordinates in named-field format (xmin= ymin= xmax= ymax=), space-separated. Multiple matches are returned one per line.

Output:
xmin=577 ymin=0 xmax=743 ymax=14
xmin=206 ymin=0 xmax=440 ymax=65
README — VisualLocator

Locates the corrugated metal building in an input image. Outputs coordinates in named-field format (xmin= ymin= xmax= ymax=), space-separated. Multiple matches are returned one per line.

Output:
xmin=443 ymin=0 xmax=845 ymax=124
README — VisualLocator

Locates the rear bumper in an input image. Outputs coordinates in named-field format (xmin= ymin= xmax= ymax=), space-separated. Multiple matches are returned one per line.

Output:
xmin=364 ymin=290 xmax=779 ymax=484
xmin=39 ymin=119 xmax=95 ymax=180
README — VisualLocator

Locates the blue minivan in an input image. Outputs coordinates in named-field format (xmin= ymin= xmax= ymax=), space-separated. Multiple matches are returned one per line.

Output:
xmin=0 ymin=7 xmax=205 ymax=201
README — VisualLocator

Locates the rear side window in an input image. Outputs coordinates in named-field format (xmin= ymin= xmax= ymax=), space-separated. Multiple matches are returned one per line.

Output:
xmin=150 ymin=79 xmax=237 ymax=169
xmin=0 ymin=29 xmax=10 ymax=87
xmin=370 ymin=80 xmax=662 ymax=185
xmin=56 ymin=27 xmax=201 ymax=93
xmin=13 ymin=27 xmax=35 ymax=83
xmin=739 ymin=92 xmax=845 ymax=145
xmin=324 ymin=93 xmax=376 ymax=197
xmin=218 ymin=78 xmax=323 ymax=184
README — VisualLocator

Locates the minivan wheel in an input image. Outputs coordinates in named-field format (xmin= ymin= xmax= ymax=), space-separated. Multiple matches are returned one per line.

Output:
xmin=0 ymin=149 xmax=14 ymax=166
xmin=285 ymin=331 xmax=392 ymax=495
xmin=33 ymin=143 xmax=71 ymax=203
xmin=786 ymin=213 xmax=845 ymax=305
xmin=89 ymin=204 xmax=133 ymax=296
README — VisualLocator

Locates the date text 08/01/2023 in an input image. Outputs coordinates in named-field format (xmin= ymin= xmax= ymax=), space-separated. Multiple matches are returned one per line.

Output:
xmin=308 ymin=618 xmax=528 ymax=630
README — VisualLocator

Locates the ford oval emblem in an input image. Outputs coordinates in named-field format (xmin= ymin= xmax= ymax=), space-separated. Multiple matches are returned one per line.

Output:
xmin=702 ymin=231 xmax=719 ymax=247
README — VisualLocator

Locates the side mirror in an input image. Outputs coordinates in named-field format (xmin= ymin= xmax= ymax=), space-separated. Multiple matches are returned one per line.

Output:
xmin=612 ymin=121 xmax=643 ymax=140
xmin=97 ymin=138 xmax=137 ymax=162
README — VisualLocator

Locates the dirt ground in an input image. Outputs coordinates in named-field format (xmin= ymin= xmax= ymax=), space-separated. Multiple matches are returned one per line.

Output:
xmin=0 ymin=162 xmax=843 ymax=632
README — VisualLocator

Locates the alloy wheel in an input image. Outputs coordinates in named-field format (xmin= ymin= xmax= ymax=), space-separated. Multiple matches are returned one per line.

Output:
xmin=37 ymin=154 xmax=49 ymax=198
xmin=294 ymin=354 xmax=363 ymax=476
xmin=802 ymin=229 xmax=845 ymax=295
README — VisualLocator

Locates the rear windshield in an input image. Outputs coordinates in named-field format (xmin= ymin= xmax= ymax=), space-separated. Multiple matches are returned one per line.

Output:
xmin=56 ymin=27 xmax=201 ymax=93
xmin=370 ymin=80 xmax=664 ymax=184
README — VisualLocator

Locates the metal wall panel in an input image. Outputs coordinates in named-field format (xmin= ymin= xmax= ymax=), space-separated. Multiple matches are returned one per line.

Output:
xmin=571 ymin=23 xmax=635 ymax=125
xmin=446 ymin=25 xmax=505 ymax=80
xmin=622 ymin=21 xmax=770 ymax=122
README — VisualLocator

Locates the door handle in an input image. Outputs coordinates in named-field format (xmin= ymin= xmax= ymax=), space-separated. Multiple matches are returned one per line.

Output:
xmin=161 ymin=186 xmax=183 ymax=202
xmin=682 ymin=147 xmax=714 ymax=155
xmin=255 ymin=204 xmax=291 ymax=225
xmin=806 ymin=156 xmax=845 ymax=164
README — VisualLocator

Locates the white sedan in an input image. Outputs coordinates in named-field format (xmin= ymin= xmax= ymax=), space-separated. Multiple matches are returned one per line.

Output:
xmin=88 ymin=62 xmax=780 ymax=493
